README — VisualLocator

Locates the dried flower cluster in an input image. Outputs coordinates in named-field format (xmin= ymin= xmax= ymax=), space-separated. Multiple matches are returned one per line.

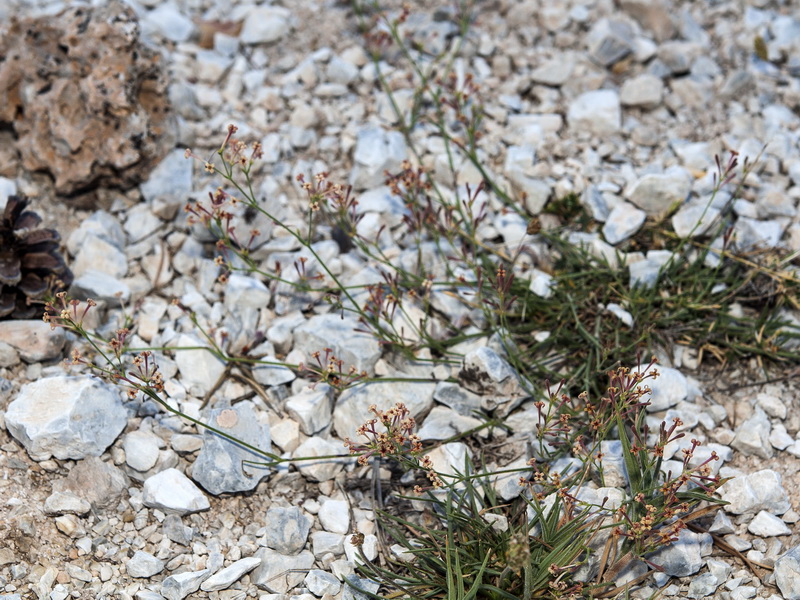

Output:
xmin=343 ymin=402 xmax=443 ymax=491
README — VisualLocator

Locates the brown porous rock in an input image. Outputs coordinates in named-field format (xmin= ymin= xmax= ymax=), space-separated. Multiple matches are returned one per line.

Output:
xmin=0 ymin=1 xmax=176 ymax=204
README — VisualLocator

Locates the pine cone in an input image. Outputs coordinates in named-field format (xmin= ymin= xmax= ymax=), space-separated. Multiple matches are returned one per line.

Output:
xmin=0 ymin=196 xmax=73 ymax=319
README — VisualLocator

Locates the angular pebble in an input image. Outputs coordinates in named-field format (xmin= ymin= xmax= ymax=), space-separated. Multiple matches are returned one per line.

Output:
xmin=748 ymin=511 xmax=791 ymax=537
xmin=568 ymin=90 xmax=621 ymax=136
xmin=305 ymin=570 xmax=341 ymax=596
xmin=6 ymin=376 xmax=127 ymax=461
xmin=349 ymin=127 xmax=407 ymax=190
xmin=647 ymin=529 xmax=710 ymax=576
xmin=143 ymin=468 xmax=210 ymax=515
xmin=161 ymin=569 xmax=210 ymax=600
xmin=294 ymin=436 xmax=349 ymax=482
xmin=776 ymin=545 xmax=800 ymax=600
xmin=251 ymin=548 xmax=314 ymax=593
xmin=126 ymin=551 xmax=165 ymax=578
xmin=43 ymin=491 xmax=91 ymax=516
xmin=318 ymin=499 xmax=350 ymax=534
xmin=285 ymin=385 xmax=333 ymax=435
xmin=293 ymin=314 xmax=381 ymax=376
xmin=333 ymin=380 xmax=435 ymax=440
xmin=632 ymin=364 xmax=687 ymax=411
xmin=0 ymin=320 xmax=65 ymax=363
xmin=191 ymin=401 xmax=272 ymax=495
xmin=603 ymin=203 xmax=647 ymax=244
xmin=200 ymin=557 xmax=261 ymax=591
xmin=718 ymin=469 xmax=790 ymax=514
xmin=731 ymin=408 xmax=773 ymax=459
xmin=627 ymin=171 xmax=692 ymax=216
xmin=123 ymin=430 xmax=162 ymax=473
xmin=240 ymin=6 xmax=291 ymax=44
xmin=262 ymin=506 xmax=312 ymax=554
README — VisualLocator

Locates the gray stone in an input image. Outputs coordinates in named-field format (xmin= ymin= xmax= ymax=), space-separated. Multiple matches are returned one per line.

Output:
xmin=528 ymin=269 xmax=554 ymax=298
xmin=140 ymin=149 xmax=194 ymax=204
xmin=143 ymin=468 xmax=210 ymax=515
xmin=620 ymin=74 xmax=664 ymax=109
xmin=67 ymin=210 xmax=125 ymax=255
xmin=200 ymin=557 xmax=261 ymax=591
xmin=581 ymin=186 xmax=610 ymax=221
xmin=568 ymin=90 xmax=621 ymax=136
xmin=266 ymin=311 xmax=306 ymax=355
xmin=240 ymin=6 xmax=292 ymax=44
xmin=6 ymin=376 xmax=127 ymax=461
xmin=718 ymin=469 xmax=790 ymax=515
xmin=343 ymin=575 xmax=380 ymax=600
xmin=134 ymin=592 xmax=164 ymax=600
xmin=161 ymin=569 xmax=210 ymax=600
xmin=124 ymin=204 xmax=162 ymax=242
xmin=334 ymin=380 xmax=436 ymax=440
xmin=126 ymin=551 xmax=165 ymax=578
xmin=71 ymin=269 xmax=131 ymax=304
xmin=659 ymin=41 xmax=697 ymax=75
xmin=671 ymin=203 xmax=720 ymax=238
xmin=605 ymin=303 xmax=634 ymax=326
xmin=262 ymin=506 xmax=312 ymax=554
xmin=632 ymin=364 xmax=687 ymax=412
xmin=731 ymin=408 xmax=773 ymax=459
xmin=318 ymin=499 xmax=350 ymax=534
xmin=0 ymin=340 xmax=19 ymax=367
xmin=305 ymin=570 xmax=342 ymax=596
xmin=688 ymin=572 xmax=720 ymax=598
xmin=770 ymin=424 xmax=794 ymax=451
xmin=142 ymin=4 xmax=195 ymax=43
xmin=530 ymin=57 xmax=574 ymax=86
xmin=492 ymin=456 xmax=529 ymax=501
xmin=733 ymin=218 xmax=784 ymax=251
xmin=327 ymin=56 xmax=359 ymax=85
xmin=603 ymin=203 xmax=646 ymax=244
xmin=417 ymin=406 xmax=484 ymax=440
xmin=124 ymin=430 xmax=162 ymax=473
xmin=163 ymin=514 xmax=193 ymax=545
xmin=293 ymin=314 xmax=382 ymax=376
xmin=433 ymin=381 xmax=483 ymax=416
xmin=586 ymin=19 xmax=634 ymax=66
xmin=43 ymin=491 xmax=91 ymax=516
xmin=427 ymin=442 xmax=470 ymax=487
xmin=350 ymin=127 xmax=407 ymax=190
xmin=72 ymin=235 xmax=128 ymax=279
xmin=285 ymin=385 xmax=333 ymax=435
xmin=627 ymin=170 xmax=692 ymax=216
xmin=294 ymin=436 xmax=349 ymax=482
xmin=647 ymin=529 xmax=710 ymax=576
xmin=599 ymin=440 xmax=627 ymax=487
xmin=629 ymin=250 xmax=674 ymax=288
xmin=192 ymin=401 xmax=272 ymax=495
xmin=51 ymin=456 xmax=129 ymax=511
xmin=619 ymin=0 xmax=675 ymax=41
xmin=776 ymin=545 xmax=800 ymax=600
xmin=459 ymin=346 xmax=525 ymax=397
xmin=311 ymin=530 xmax=345 ymax=556
xmin=251 ymin=356 xmax=296 ymax=387
xmin=251 ymin=548 xmax=315 ymax=593
xmin=224 ymin=274 xmax=271 ymax=310
xmin=748 ymin=511 xmax=791 ymax=537
xmin=0 ymin=320 xmax=65 ymax=363
xmin=172 ymin=333 xmax=227 ymax=397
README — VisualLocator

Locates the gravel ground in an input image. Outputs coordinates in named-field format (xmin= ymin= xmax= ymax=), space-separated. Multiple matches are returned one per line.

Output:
xmin=1 ymin=1 xmax=800 ymax=599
